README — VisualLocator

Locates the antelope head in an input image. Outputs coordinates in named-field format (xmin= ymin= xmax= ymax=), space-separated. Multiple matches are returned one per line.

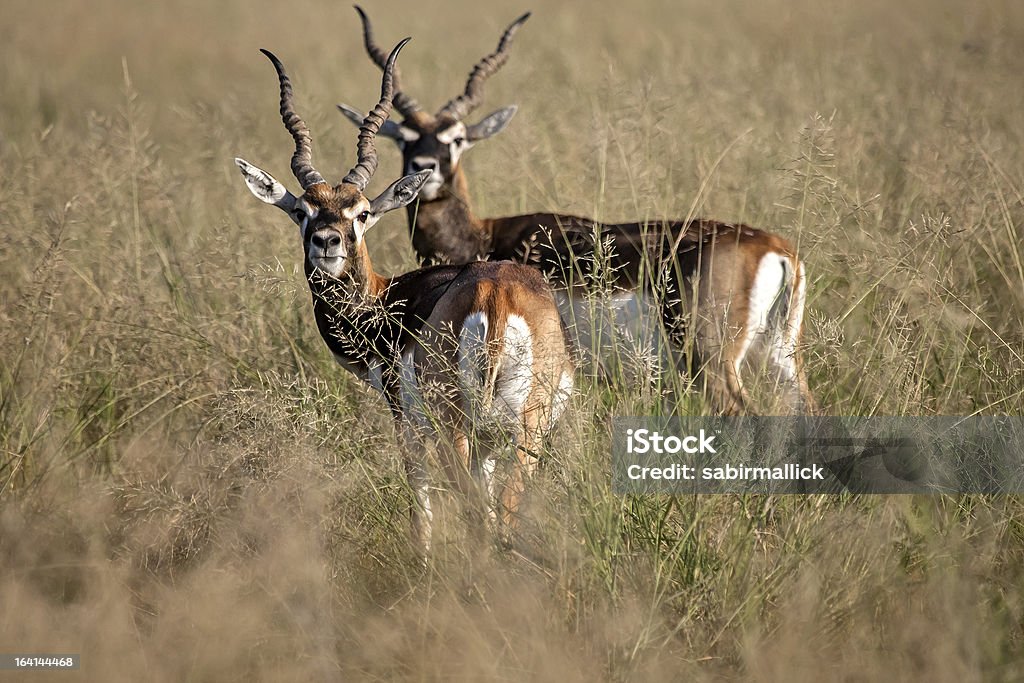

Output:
xmin=236 ymin=40 xmax=430 ymax=282
xmin=338 ymin=7 xmax=529 ymax=201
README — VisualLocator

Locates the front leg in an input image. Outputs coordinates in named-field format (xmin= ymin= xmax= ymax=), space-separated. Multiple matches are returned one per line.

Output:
xmin=399 ymin=422 xmax=433 ymax=557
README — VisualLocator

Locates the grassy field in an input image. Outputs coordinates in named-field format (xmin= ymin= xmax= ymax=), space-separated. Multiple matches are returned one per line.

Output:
xmin=2 ymin=0 xmax=1024 ymax=679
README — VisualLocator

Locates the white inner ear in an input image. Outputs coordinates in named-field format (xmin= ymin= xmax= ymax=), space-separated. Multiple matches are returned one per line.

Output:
xmin=236 ymin=158 xmax=295 ymax=209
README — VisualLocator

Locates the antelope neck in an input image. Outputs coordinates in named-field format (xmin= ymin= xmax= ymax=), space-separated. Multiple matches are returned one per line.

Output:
xmin=406 ymin=167 xmax=492 ymax=263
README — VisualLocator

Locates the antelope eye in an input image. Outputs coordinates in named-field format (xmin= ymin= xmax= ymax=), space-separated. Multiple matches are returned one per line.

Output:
xmin=453 ymin=136 xmax=465 ymax=146
xmin=292 ymin=207 xmax=307 ymax=222
xmin=358 ymin=211 xmax=370 ymax=223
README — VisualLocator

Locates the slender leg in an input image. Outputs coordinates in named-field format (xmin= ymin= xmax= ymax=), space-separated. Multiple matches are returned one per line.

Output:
xmin=444 ymin=430 xmax=489 ymax=543
xmin=495 ymin=417 xmax=542 ymax=547
xmin=765 ymin=341 xmax=818 ymax=415
xmin=399 ymin=423 xmax=433 ymax=557
xmin=701 ymin=354 xmax=749 ymax=415
xmin=670 ymin=266 xmax=752 ymax=415
xmin=477 ymin=452 xmax=499 ymax=527
xmin=695 ymin=322 xmax=752 ymax=416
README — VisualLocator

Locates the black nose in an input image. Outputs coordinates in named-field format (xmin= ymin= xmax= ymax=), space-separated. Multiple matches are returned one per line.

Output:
xmin=311 ymin=233 xmax=341 ymax=250
xmin=409 ymin=158 xmax=438 ymax=174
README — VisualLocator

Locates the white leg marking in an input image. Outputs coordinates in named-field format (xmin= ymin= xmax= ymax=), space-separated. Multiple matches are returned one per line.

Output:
xmin=480 ymin=455 xmax=498 ymax=524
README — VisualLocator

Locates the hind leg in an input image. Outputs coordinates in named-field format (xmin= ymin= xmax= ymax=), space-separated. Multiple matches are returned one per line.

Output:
xmin=771 ymin=259 xmax=817 ymax=414
xmin=446 ymin=430 xmax=492 ymax=543
xmin=699 ymin=345 xmax=752 ymax=415
xmin=493 ymin=416 xmax=543 ymax=547
xmin=764 ymin=341 xmax=817 ymax=415
xmin=691 ymin=305 xmax=753 ymax=416
xmin=740 ymin=309 xmax=816 ymax=415
xmin=669 ymin=251 xmax=755 ymax=415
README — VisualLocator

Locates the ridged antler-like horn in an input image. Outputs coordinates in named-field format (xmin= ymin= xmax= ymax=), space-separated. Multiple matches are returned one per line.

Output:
xmin=354 ymin=6 xmax=423 ymax=118
xmin=260 ymin=49 xmax=326 ymax=190
xmin=343 ymin=38 xmax=410 ymax=190
xmin=439 ymin=12 xmax=530 ymax=120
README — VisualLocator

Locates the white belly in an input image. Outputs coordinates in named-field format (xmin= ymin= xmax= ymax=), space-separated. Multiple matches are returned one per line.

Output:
xmin=554 ymin=290 xmax=675 ymax=385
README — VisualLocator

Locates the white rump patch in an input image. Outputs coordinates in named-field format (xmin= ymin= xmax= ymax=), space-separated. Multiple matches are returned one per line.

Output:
xmin=747 ymin=255 xmax=788 ymax=338
xmin=737 ymin=254 xmax=788 ymax=373
xmin=458 ymin=311 xmax=535 ymax=427
xmin=743 ymin=253 xmax=806 ymax=381
xmin=494 ymin=314 xmax=534 ymax=421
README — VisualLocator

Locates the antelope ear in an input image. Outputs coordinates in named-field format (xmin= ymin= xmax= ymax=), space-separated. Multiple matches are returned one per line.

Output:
xmin=368 ymin=170 xmax=431 ymax=217
xmin=234 ymin=158 xmax=297 ymax=213
xmin=336 ymin=104 xmax=420 ymax=143
xmin=466 ymin=106 xmax=517 ymax=142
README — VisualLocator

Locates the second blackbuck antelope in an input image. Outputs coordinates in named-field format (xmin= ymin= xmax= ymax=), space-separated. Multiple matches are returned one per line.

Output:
xmin=339 ymin=8 xmax=817 ymax=415
xmin=235 ymin=39 xmax=573 ymax=553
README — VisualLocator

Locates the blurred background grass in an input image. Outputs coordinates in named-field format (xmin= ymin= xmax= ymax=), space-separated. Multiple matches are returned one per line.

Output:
xmin=1 ymin=0 xmax=1023 ymax=680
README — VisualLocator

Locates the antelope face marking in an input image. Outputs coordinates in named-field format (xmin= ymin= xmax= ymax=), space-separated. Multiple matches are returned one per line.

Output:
xmin=297 ymin=186 xmax=374 ymax=278
xmin=393 ymin=109 xmax=517 ymax=201
xmin=337 ymin=106 xmax=518 ymax=202
xmin=236 ymin=41 xmax=429 ymax=284
xmin=235 ymin=159 xmax=430 ymax=280
xmin=278 ymin=185 xmax=369 ymax=278
xmin=393 ymin=116 xmax=467 ymax=201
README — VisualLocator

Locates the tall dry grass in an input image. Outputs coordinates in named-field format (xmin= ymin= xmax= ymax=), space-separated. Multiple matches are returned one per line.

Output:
xmin=1 ymin=0 xmax=1023 ymax=679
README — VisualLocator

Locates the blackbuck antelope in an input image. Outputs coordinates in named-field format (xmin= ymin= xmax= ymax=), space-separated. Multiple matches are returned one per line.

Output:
xmin=338 ymin=8 xmax=817 ymax=415
xmin=235 ymin=40 xmax=573 ymax=553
